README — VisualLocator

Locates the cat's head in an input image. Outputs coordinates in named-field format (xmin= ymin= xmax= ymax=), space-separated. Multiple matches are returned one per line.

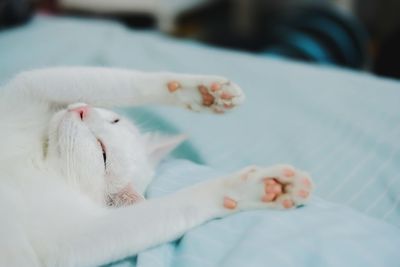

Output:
xmin=45 ymin=103 xmax=185 ymax=207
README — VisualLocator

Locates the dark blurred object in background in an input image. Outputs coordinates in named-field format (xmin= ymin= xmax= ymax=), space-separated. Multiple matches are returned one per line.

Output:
xmin=177 ymin=0 xmax=369 ymax=70
xmin=0 ymin=0 xmax=35 ymax=29
xmin=374 ymin=27 xmax=400 ymax=79
xmin=176 ymin=0 xmax=400 ymax=78
xmin=5 ymin=0 xmax=400 ymax=79
xmin=47 ymin=0 xmax=214 ymax=31
xmin=355 ymin=0 xmax=400 ymax=79
xmin=262 ymin=3 xmax=368 ymax=69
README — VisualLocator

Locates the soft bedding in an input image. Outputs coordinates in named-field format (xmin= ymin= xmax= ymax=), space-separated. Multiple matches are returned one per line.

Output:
xmin=108 ymin=159 xmax=400 ymax=267
xmin=1 ymin=15 xmax=400 ymax=267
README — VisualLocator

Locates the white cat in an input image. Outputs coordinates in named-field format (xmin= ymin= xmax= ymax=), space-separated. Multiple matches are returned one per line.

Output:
xmin=0 ymin=67 xmax=313 ymax=267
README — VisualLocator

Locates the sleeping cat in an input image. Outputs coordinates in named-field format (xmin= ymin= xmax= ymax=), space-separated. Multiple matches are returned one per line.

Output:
xmin=0 ymin=67 xmax=313 ymax=267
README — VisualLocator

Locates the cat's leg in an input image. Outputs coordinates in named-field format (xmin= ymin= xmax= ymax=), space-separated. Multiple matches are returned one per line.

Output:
xmin=0 ymin=231 xmax=40 ymax=267
xmin=6 ymin=67 xmax=244 ymax=113
xmin=0 ymin=198 xmax=41 ymax=267
xmin=48 ymin=164 xmax=312 ymax=267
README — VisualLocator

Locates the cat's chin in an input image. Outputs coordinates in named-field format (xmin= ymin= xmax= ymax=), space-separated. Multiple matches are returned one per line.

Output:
xmin=44 ymin=110 xmax=107 ymax=198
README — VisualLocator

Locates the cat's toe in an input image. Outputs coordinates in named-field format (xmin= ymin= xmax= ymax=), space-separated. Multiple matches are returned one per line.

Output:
xmin=209 ymin=81 xmax=245 ymax=114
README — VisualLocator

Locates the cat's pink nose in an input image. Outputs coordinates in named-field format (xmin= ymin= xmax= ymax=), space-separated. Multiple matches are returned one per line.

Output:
xmin=69 ymin=105 xmax=89 ymax=120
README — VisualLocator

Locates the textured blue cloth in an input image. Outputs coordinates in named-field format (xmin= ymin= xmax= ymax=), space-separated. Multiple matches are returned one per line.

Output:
xmin=1 ymin=15 xmax=400 ymax=267
xmin=111 ymin=159 xmax=400 ymax=267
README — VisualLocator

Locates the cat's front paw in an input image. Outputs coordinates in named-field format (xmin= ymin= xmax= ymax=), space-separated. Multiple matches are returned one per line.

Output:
xmin=222 ymin=165 xmax=313 ymax=211
xmin=166 ymin=77 xmax=245 ymax=114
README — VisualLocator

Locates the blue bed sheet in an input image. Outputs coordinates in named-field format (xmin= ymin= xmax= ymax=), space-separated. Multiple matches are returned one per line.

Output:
xmin=109 ymin=159 xmax=400 ymax=267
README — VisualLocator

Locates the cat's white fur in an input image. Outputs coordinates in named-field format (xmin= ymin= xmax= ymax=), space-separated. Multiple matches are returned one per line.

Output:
xmin=0 ymin=67 xmax=312 ymax=267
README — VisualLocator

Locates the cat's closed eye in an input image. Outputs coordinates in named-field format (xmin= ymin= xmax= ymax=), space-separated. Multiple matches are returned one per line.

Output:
xmin=111 ymin=119 xmax=120 ymax=124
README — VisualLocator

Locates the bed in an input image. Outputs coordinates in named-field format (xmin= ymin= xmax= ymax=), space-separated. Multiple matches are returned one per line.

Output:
xmin=1 ymin=15 xmax=399 ymax=267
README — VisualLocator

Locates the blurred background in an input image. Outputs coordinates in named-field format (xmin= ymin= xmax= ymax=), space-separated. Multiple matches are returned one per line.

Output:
xmin=1 ymin=0 xmax=399 ymax=79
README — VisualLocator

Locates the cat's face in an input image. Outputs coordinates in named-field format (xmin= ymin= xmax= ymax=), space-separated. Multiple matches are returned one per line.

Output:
xmin=45 ymin=103 xmax=184 ymax=207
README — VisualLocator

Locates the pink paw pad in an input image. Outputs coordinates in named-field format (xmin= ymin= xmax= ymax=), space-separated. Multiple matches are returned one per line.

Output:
xmin=167 ymin=81 xmax=181 ymax=92
xmin=302 ymin=178 xmax=312 ymax=187
xmin=273 ymin=184 xmax=282 ymax=194
xmin=263 ymin=178 xmax=284 ymax=202
xmin=223 ymin=196 xmax=237 ymax=210
xmin=283 ymin=168 xmax=295 ymax=178
xmin=198 ymin=85 xmax=215 ymax=107
xmin=220 ymin=92 xmax=233 ymax=100
xmin=262 ymin=193 xmax=276 ymax=202
xmin=282 ymin=199 xmax=294 ymax=209
xmin=264 ymin=179 xmax=276 ymax=191
xmin=210 ymin=83 xmax=221 ymax=92
xmin=198 ymin=85 xmax=208 ymax=94
xmin=223 ymin=103 xmax=234 ymax=109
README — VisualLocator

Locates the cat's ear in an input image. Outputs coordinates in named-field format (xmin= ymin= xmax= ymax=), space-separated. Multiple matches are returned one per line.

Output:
xmin=144 ymin=133 xmax=187 ymax=166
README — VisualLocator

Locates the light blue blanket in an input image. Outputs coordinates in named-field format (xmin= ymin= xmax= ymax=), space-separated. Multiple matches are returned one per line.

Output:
xmin=1 ymin=15 xmax=400 ymax=267
xmin=110 ymin=159 xmax=400 ymax=267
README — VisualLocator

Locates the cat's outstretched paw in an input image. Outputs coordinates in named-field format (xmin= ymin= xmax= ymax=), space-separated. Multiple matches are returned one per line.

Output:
xmin=222 ymin=165 xmax=313 ymax=211
xmin=166 ymin=78 xmax=245 ymax=114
